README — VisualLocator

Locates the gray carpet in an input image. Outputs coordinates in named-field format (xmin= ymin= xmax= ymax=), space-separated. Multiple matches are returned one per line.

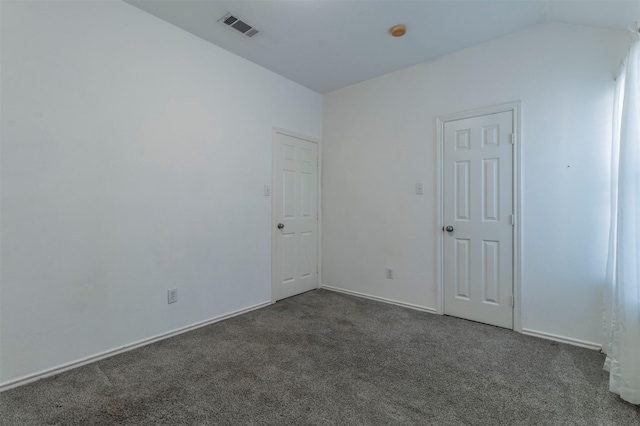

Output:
xmin=1 ymin=289 xmax=639 ymax=425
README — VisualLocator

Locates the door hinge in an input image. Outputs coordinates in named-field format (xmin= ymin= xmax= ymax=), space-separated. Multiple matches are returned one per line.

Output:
xmin=510 ymin=214 xmax=515 ymax=226
xmin=510 ymin=295 xmax=515 ymax=307
xmin=509 ymin=133 xmax=515 ymax=145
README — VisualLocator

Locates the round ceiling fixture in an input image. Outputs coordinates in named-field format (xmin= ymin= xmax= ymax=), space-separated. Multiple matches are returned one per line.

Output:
xmin=390 ymin=25 xmax=406 ymax=37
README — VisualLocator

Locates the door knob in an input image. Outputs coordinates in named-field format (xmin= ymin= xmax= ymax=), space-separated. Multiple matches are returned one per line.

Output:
xmin=277 ymin=223 xmax=285 ymax=229
xmin=445 ymin=225 xmax=454 ymax=232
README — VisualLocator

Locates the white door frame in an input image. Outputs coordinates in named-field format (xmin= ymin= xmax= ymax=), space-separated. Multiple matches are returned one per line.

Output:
xmin=271 ymin=127 xmax=322 ymax=303
xmin=436 ymin=102 xmax=522 ymax=332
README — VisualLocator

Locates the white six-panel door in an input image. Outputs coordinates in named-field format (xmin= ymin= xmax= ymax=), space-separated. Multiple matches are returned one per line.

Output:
xmin=443 ymin=111 xmax=514 ymax=329
xmin=273 ymin=132 xmax=318 ymax=301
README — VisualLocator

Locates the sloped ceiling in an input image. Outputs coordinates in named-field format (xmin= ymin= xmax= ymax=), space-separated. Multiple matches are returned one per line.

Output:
xmin=125 ymin=1 xmax=640 ymax=93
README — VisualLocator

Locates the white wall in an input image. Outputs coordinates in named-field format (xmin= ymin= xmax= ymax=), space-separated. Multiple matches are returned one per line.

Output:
xmin=322 ymin=23 xmax=629 ymax=346
xmin=0 ymin=1 xmax=321 ymax=386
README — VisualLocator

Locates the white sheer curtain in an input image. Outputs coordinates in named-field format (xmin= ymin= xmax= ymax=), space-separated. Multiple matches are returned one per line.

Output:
xmin=603 ymin=33 xmax=640 ymax=405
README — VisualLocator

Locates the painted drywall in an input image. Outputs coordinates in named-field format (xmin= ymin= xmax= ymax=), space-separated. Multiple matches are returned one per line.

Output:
xmin=0 ymin=1 xmax=321 ymax=386
xmin=322 ymin=22 xmax=629 ymax=346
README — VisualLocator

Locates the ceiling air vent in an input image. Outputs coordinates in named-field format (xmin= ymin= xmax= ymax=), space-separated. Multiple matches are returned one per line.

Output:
xmin=219 ymin=12 xmax=260 ymax=38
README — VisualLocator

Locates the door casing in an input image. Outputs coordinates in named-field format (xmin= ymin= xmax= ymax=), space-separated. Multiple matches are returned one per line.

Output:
xmin=271 ymin=127 xmax=322 ymax=303
xmin=436 ymin=102 xmax=522 ymax=332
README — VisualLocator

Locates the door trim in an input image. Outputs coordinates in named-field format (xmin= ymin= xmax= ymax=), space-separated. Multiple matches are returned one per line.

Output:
xmin=435 ymin=102 xmax=522 ymax=332
xmin=271 ymin=127 xmax=322 ymax=303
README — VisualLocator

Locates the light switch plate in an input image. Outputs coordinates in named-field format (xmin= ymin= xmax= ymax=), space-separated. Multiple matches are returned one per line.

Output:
xmin=416 ymin=183 xmax=424 ymax=195
xmin=264 ymin=185 xmax=271 ymax=196
xmin=168 ymin=289 xmax=178 ymax=304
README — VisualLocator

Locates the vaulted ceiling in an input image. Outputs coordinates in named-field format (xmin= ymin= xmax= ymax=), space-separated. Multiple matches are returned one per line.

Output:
xmin=126 ymin=1 xmax=640 ymax=93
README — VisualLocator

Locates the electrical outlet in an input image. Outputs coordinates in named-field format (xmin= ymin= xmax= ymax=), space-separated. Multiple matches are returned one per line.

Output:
xmin=168 ymin=289 xmax=178 ymax=304
xmin=386 ymin=268 xmax=394 ymax=279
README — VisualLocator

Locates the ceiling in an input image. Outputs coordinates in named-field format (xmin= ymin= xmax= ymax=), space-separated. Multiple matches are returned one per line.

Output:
xmin=125 ymin=1 xmax=640 ymax=93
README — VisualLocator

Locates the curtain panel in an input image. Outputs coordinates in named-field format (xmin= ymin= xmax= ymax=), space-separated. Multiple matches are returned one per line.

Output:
xmin=603 ymin=36 xmax=640 ymax=405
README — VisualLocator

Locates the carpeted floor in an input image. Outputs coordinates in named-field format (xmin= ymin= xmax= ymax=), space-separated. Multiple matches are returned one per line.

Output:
xmin=1 ymin=289 xmax=639 ymax=425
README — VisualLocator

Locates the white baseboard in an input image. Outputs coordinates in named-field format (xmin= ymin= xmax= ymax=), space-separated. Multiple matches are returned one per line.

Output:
xmin=0 ymin=300 xmax=273 ymax=393
xmin=321 ymin=286 xmax=601 ymax=351
xmin=521 ymin=328 xmax=601 ymax=350
xmin=321 ymin=284 xmax=438 ymax=314
xmin=2 ymin=294 xmax=600 ymax=392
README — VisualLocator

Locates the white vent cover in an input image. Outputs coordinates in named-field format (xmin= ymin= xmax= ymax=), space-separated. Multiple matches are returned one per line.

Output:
xmin=219 ymin=12 xmax=260 ymax=38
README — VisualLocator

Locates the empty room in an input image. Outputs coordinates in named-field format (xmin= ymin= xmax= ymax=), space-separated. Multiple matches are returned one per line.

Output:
xmin=1 ymin=0 xmax=640 ymax=424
